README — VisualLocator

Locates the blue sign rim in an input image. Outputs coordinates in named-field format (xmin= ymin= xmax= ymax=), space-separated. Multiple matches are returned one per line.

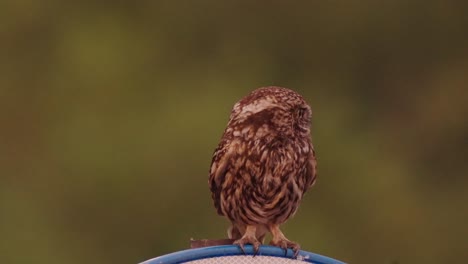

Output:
xmin=140 ymin=245 xmax=346 ymax=264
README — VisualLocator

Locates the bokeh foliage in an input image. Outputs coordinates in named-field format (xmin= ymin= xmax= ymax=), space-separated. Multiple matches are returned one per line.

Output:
xmin=1 ymin=1 xmax=467 ymax=264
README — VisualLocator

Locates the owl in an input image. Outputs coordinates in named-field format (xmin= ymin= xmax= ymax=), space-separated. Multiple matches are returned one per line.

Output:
xmin=209 ymin=86 xmax=317 ymax=256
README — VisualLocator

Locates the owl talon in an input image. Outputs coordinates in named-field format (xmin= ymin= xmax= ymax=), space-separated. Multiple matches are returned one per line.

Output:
xmin=234 ymin=240 xmax=246 ymax=254
xmin=269 ymin=239 xmax=300 ymax=258
xmin=233 ymin=237 xmax=261 ymax=256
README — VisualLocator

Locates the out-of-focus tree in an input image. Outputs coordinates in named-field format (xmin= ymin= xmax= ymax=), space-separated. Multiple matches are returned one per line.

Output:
xmin=1 ymin=1 xmax=467 ymax=264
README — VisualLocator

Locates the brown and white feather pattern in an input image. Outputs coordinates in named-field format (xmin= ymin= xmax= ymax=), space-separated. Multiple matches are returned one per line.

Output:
xmin=209 ymin=86 xmax=317 ymax=230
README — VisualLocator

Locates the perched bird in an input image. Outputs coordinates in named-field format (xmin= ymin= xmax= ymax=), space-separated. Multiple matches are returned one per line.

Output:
xmin=209 ymin=86 xmax=317 ymax=256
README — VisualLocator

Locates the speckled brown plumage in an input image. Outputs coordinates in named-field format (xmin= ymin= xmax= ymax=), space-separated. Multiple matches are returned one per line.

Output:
xmin=209 ymin=86 xmax=317 ymax=256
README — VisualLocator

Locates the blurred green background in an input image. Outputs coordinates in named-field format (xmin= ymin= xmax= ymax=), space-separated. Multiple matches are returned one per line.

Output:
xmin=1 ymin=1 xmax=467 ymax=264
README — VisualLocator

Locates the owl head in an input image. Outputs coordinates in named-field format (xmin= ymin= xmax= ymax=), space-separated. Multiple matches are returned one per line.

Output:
xmin=229 ymin=86 xmax=312 ymax=137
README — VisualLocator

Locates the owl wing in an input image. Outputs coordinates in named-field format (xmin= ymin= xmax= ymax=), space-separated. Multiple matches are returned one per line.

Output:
xmin=303 ymin=146 xmax=317 ymax=193
xmin=208 ymin=139 xmax=234 ymax=216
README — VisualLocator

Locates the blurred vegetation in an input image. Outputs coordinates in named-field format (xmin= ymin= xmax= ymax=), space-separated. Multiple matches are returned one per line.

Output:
xmin=1 ymin=1 xmax=467 ymax=264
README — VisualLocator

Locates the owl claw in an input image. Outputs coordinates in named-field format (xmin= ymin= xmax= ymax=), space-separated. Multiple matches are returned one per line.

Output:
xmin=233 ymin=237 xmax=261 ymax=256
xmin=270 ymin=239 xmax=300 ymax=258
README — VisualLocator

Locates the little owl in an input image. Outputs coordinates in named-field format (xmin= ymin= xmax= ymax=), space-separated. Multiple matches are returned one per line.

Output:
xmin=209 ymin=86 xmax=317 ymax=256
